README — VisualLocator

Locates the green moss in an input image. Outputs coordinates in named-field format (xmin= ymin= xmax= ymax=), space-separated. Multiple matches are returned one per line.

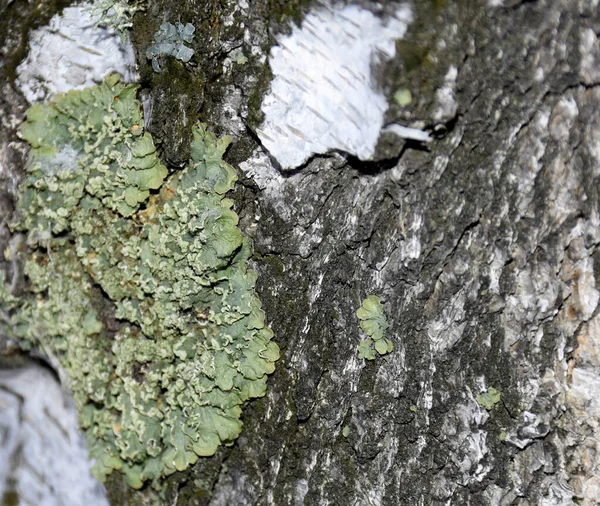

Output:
xmin=356 ymin=295 xmax=392 ymax=360
xmin=267 ymin=0 xmax=313 ymax=24
xmin=2 ymin=75 xmax=279 ymax=489
xmin=255 ymin=253 xmax=285 ymax=280
xmin=395 ymin=40 xmax=426 ymax=74
xmin=246 ymin=62 xmax=272 ymax=129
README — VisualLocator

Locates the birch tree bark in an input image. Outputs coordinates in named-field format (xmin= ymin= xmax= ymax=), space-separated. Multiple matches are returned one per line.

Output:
xmin=1 ymin=0 xmax=600 ymax=505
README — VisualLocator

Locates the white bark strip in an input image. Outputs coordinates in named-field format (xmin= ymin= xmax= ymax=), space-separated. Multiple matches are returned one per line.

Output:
xmin=0 ymin=365 xmax=108 ymax=506
xmin=258 ymin=3 xmax=413 ymax=169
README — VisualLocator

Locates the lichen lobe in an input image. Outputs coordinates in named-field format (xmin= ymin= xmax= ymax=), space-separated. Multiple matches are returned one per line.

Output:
xmin=4 ymin=75 xmax=279 ymax=489
xmin=356 ymin=295 xmax=392 ymax=360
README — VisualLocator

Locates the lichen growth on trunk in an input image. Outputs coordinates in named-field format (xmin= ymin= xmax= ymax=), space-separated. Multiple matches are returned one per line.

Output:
xmin=0 ymin=75 xmax=279 ymax=489
xmin=356 ymin=295 xmax=392 ymax=360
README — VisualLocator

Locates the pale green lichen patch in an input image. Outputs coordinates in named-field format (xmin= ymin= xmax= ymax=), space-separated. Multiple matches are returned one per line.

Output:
xmin=3 ymin=76 xmax=279 ymax=489
xmin=356 ymin=295 xmax=392 ymax=360
xmin=393 ymin=88 xmax=412 ymax=106
xmin=476 ymin=387 xmax=501 ymax=411
xmin=89 ymin=0 xmax=147 ymax=38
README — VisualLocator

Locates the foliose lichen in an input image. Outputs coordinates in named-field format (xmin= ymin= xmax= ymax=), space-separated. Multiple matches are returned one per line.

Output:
xmin=146 ymin=23 xmax=195 ymax=73
xmin=1 ymin=75 xmax=279 ymax=489
xmin=89 ymin=0 xmax=147 ymax=38
xmin=393 ymin=88 xmax=412 ymax=106
xmin=356 ymin=295 xmax=392 ymax=360
xmin=476 ymin=387 xmax=501 ymax=411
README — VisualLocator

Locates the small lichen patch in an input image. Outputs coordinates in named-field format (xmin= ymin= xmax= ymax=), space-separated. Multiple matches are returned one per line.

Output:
xmin=356 ymin=295 xmax=392 ymax=360
xmin=393 ymin=88 xmax=412 ymax=106
xmin=89 ymin=0 xmax=147 ymax=37
xmin=476 ymin=387 xmax=501 ymax=411
xmin=146 ymin=23 xmax=195 ymax=73
xmin=3 ymin=76 xmax=279 ymax=489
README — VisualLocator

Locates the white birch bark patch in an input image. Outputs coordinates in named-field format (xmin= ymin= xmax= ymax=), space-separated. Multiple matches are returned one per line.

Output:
xmin=258 ymin=3 xmax=413 ymax=169
xmin=16 ymin=3 xmax=136 ymax=104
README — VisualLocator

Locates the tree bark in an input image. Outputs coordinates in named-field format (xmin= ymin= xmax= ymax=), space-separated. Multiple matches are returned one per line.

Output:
xmin=1 ymin=0 xmax=600 ymax=505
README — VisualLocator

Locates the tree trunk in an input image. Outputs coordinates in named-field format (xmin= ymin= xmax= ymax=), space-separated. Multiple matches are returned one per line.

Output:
xmin=1 ymin=0 xmax=599 ymax=505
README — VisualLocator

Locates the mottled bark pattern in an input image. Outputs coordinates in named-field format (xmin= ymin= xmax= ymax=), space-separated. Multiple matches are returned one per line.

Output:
xmin=212 ymin=1 xmax=600 ymax=504
xmin=1 ymin=0 xmax=600 ymax=505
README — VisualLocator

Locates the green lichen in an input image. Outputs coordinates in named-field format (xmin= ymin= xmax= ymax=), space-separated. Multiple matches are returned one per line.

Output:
xmin=356 ymin=295 xmax=392 ymax=360
xmin=393 ymin=88 xmax=412 ymax=106
xmin=476 ymin=387 xmax=501 ymax=411
xmin=3 ymin=75 xmax=279 ymax=489
xmin=18 ymin=73 xmax=166 ymax=226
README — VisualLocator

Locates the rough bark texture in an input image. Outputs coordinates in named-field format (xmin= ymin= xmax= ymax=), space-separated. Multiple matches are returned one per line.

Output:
xmin=1 ymin=0 xmax=600 ymax=505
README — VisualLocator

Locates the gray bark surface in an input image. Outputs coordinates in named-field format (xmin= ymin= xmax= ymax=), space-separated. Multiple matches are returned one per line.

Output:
xmin=1 ymin=0 xmax=600 ymax=505
xmin=0 ymin=362 xmax=109 ymax=506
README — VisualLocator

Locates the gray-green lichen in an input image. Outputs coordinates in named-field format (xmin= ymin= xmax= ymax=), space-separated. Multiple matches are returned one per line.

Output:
xmin=90 ymin=0 xmax=147 ymax=38
xmin=146 ymin=23 xmax=195 ymax=73
xmin=0 ymin=75 xmax=279 ymax=489
xmin=356 ymin=295 xmax=392 ymax=360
